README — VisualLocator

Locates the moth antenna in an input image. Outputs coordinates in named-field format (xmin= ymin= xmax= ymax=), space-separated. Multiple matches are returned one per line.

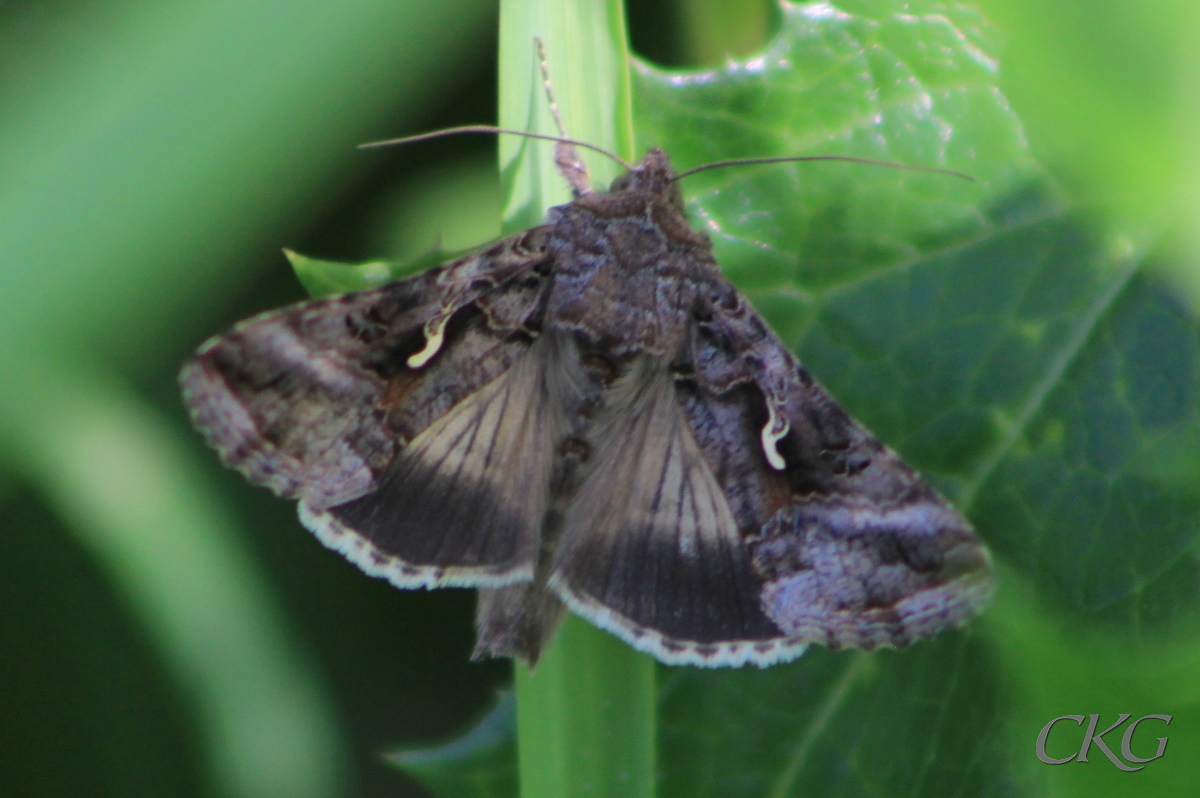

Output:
xmin=535 ymin=37 xmax=570 ymax=141
xmin=357 ymin=126 xmax=633 ymax=172
xmin=535 ymin=36 xmax=592 ymax=196
xmin=673 ymin=155 xmax=975 ymax=182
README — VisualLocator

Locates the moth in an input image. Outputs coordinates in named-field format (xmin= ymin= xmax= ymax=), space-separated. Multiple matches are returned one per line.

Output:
xmin=180 ymin=115 xmax=993 ymax=668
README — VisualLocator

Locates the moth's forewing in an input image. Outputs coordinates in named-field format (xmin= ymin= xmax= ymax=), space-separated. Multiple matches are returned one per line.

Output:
xmin=690 ymin=282 xmax=993 ymax=651
xmin=181 ymin=234 xmax=560 ymax=591
xmin=180 ymin=281 xmax=424 ymax=510
xmin=543 ymin=309 xmax=992 ymax=665
xmin=751 ymin=495 xmax=994 ymax=649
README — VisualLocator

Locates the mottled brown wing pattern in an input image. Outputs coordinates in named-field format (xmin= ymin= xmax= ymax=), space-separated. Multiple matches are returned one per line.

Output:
xmin=542 ymin=285 xmax=991 ymax=665
xmin=688 ymin=279 xmax=994 ymax=651
xmin=182 ymin=229 xmax=558 ymax=589
xmin=180 ymin=277 xmax=427 ymax=511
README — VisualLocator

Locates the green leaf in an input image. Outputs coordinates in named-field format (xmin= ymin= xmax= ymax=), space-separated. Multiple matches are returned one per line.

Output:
xmin=973 ymin=0 xmax=1200 ymax=229
xmin=285 ymin=248 xmax=463 ymax=297
xmin=387 ymin=693 xmax=518 ymax=798
xmin=632 ymin=2 xmax=1200 ymax=795
xmin=659 ymin=636 xmax=1016 ymax=797
xmin=636 ymin=0 xmax=1043 ymax=291
xmin=0 ymin=358 xmax=348 ymax=798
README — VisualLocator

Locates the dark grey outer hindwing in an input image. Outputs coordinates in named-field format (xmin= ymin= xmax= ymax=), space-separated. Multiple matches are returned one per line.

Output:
xmin=181 ymin=147 xmax=993 ymax=668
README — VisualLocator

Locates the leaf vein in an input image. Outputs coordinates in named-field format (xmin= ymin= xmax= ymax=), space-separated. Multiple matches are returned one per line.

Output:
xmin=766 ymin=652 xmax=869 ymax=798
xmin=814 ymin=202 xmax=1066 ymax=302
xmin=958 ymin=243 xmax=1145 ymax=513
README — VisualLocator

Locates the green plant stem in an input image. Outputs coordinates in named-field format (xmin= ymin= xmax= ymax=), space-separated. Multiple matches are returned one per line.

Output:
xmin=498 ymin=1 xmax=656 ymax=796
xmin=516 ymin=618 xmax=656 ymax=797
xmin=498 ymin=0 xmax=634 ymax=230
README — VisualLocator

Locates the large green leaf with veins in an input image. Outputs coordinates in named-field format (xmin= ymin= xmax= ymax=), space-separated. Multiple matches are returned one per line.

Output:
xmin=634 ymin=3 xmax=1199 ymax=797
xmin=340 ymin=2 xmax=1200 ymax=795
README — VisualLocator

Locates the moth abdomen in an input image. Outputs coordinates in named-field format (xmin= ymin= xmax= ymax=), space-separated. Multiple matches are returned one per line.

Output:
xmin=558 ymin=436 xmax=592 ymax=465
xmin=577 ymin=350 xmax=621 ymax=386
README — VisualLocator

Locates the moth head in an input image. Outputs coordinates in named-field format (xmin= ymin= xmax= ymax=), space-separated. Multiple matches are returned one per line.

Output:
xmin=610 ymin=148 xmax=686 ymax=211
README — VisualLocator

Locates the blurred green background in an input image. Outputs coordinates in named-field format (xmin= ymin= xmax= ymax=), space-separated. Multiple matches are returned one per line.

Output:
xmin=2 ymin=1 xmax=1199 ymax=797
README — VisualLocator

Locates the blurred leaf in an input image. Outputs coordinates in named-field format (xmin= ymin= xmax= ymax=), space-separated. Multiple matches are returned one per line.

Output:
xmin=0 ymin=0 xmax=497 ymax=367
xmin=974 ymin=0 xmax=1200 ymax=224
xmin=386 ymin=693 xmax=517 ymax=798
xmin=967 ymin=0 xmax=1200 ymax=315
xmin=0 ymin=486 xmax=207 ymax=798
xmin=659 ymin=636 xmax=1017 ymax=797
xmin=0 ymin=2 xmax=500 ymax=797
xmin=679 ymin=0 xmax=778 ymax=65
xmin=0 ymin=359 xmax=347 ymax=798
xmin=368 ymin=152 xmax=504 ymax=258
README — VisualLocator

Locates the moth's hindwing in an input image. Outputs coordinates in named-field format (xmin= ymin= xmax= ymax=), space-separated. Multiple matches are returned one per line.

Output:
xmin=316 ymin=330 xmax=578 ymax=588
xmin=549 ymin=359 xmax=807 ymax=667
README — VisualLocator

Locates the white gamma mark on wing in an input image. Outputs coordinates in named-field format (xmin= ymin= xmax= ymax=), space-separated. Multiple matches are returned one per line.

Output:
xmin=407 ymin=314 xmax=450 ymax=369
xmin=761 ymin=402 xmax=790 ymax=470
